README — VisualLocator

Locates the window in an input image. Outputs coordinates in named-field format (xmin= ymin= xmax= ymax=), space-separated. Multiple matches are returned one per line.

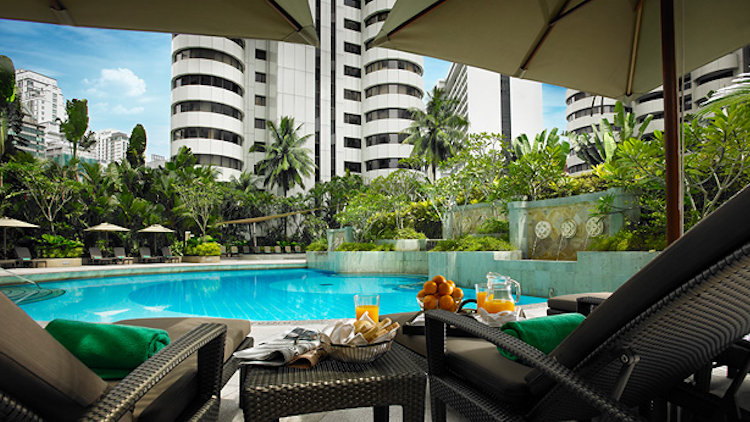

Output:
xmin=344 ymin=113 xmax=362 ymax=125
xmin=172 ymin=100 xmax=243 ymax=120
xmin=344 ymin=137 xmax=362 ymax=149
xmin=227 ymin=38 xmax=245 ymax=48
xmin=255 ymin=49 xmax=267 ymax=60
xmin=255 ymin=72 xmax=266 ymax=83
xmin=173 ymin=48 xmax=244 ymax=71
xmin=172 ymin=74 xmax=243 ymax=96
xmin=364 ymin=38 xmax=375 ymax=50
xmin=695 ymin=69 xmax=734 ymax=86
xmin=565 ymin=91 xmax=592 ymax=105
xmin=344 ymin=89 xmax=361 ymax=101
xmin=365 ymin=133 xmax=408 ymax=146
xmin=344 ymin=0 xmax=361 ymax=9
xmin=365 ymin=108 xmax=413 ymax=122
xmin=255 ymin=118 xmax=266 ymax=129
xmin=636 ymin=91 xmax=663 ymax=104
xmin=365 ymin=59 xmax=423 ymax=75
xmin=171 ymin=127 xmax=243 ymax=145
xmin=344 ymin=42 xmax=361 ymax=55
xmin=194 ymin=154 xmax=242 ymax=170
xmin=344 ymin=161 xmax=362 ymax=173
xmin=365 ymin=83 xmax=422 ymax=99
xmin=366 ymin=158 xmax=407 ymax=171
xmin=364 ymin=10 xmax=389 ymax=26
xmin=344 ymin=66 xmax=361 ymax=78
xmin=255 ymin=95 xmax=266 ymax=106
xmin=252 ymin=142 xmax=266 ymax=152
xmin=344 ymin=19 xmax=361 ymax=32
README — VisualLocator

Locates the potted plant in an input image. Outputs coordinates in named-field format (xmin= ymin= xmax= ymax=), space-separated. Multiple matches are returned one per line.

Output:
xmin=182 ymin=235 xmax=222 ymax=263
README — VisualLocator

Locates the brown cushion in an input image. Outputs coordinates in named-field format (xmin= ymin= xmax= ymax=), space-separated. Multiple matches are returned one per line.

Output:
xmin=0 ymin=293 xmax=108 ymax=422
xmin=547 ymin=292 xmax=611 ymax=313
xmin=114 ymin=317 xmax=251 ymax=422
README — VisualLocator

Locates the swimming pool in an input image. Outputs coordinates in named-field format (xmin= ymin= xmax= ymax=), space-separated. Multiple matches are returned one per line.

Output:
xmin=14 ymin=269 xmax=546 ymax=322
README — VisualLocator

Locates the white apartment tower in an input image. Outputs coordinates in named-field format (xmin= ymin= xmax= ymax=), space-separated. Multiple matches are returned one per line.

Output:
xmin=15 ymin=69 xmax=65 ymax=126
xmin=94 ymin=130 xmax=129 ymax=165
xmin=440 ymin=63 xmax=543 ymax=141
xmin=566 ymin=47 xmax=750 ymax=174
xmin=170 ymin=0 xmax=424 ymax=188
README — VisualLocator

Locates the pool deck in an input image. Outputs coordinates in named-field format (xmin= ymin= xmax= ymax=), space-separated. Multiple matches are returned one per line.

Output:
xmin=2 ymin=255 xmax=307 ymax=283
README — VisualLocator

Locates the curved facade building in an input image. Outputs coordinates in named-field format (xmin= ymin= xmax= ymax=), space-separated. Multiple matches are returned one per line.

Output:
xmin=170 ymin=0 xmax=424 ymax=188
xmin=565 ymin=47 xmax=750 ymax=175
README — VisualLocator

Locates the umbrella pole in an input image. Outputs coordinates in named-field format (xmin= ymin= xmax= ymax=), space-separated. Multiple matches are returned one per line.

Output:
xmin=3 ymin=227 xmax=6 ymax=259
xmin=660 ymin=0 xmax=684 ymax=245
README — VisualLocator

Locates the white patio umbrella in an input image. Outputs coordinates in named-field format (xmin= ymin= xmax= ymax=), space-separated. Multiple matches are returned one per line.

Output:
xmin=0 ymin=0 xmax=318 ymax=47
xmin=374 ymin=0 xmax=750 ymax=244
xmin=84 ymin=222 xmax=130 ymax=250
xmin=0 ymin=217 xmax=39 ymax=259
xmin=138 ymin=224 xmax=175 ymax=252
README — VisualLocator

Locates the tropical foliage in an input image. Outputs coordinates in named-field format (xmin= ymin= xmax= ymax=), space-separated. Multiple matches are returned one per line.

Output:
xmin=58 ymin=99 xmax=96 ymax=160
xmin=252 ymin=116 xmax=315 ymax=196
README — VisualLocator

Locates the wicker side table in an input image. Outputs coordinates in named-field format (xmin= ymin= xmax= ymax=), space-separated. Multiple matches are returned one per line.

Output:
xmin=240 ymin=341 xmax=426 ymax=421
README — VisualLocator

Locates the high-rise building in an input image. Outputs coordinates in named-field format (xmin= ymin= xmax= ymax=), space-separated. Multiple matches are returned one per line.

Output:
xmin=15 ymin=69 xmax=68 ymax=159
xmin=170 ymin=0 xmax=425 ymax=190
xmin=146 ymin=154 xmax=167 ymax=169
xmin=94 ymin=129 xmax=129 ymax=165
xmin=566 ymin=47 xmax=750 ymax=174
xmin=439 ymin=63 xmax=544 ymax=141
xmin=9 ymin=104 xmax=46 ymax=158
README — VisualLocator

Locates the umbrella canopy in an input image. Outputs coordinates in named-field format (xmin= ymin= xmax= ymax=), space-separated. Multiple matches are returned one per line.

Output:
xmin=374 ymin=0 xmax=750 ymax=244
xmin=84 ymin=222 xmax=130 ymax=232
xmin=0 ymin=0 xmax=318 ymax=47
xmin=0 ymin=217 xmax=39 ymax=229
xmin=374 ymin=0 xmax=750 ymax=100
xmin=138 ymin=224 xmax=175 ymax=234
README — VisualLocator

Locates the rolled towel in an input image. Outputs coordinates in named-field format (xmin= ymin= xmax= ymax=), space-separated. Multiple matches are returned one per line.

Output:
xmin=45 ymin=319 xmax=170 ymax=379
xmin=498 ymin=313 xmax=585 ymax=361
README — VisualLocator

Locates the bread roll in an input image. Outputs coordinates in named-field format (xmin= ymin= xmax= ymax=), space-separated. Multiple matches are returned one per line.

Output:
xmin=354 ymin=319 xmax=375 ymax=334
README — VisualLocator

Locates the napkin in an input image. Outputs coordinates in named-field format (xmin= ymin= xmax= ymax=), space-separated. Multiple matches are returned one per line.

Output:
xmin=476 ymin=308 xmax=524 ymax=327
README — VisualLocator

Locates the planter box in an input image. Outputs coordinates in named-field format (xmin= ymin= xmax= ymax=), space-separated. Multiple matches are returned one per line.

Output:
xmin=306 ymin=251 xmax=427 ymax=274
xmin=375 ymin=239 xmax=427 ymax=251
xmin=36 ymin=258 xmax=83 ymax=268
xmin=182 ymin=255 xmax=220 ymax=263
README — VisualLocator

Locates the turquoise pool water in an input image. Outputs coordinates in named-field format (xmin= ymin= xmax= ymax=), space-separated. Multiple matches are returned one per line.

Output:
xmin=13 ymin=269 xmax=546 ymax=322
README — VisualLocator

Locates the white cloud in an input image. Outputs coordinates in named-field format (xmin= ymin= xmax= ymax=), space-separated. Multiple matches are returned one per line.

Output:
xmin=84 ymin=68 xmax=146 ymax=97
xmin=112 ymin=105 xmax=145 ymax=115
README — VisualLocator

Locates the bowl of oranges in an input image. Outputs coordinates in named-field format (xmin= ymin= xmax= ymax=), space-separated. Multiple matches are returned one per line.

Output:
xmin=417 ymin=275 xmax=464 ymax=312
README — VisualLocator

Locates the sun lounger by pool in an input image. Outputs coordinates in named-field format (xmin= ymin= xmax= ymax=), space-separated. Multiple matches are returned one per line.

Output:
xmin=138 ymin=247 xmax=163 ymax=263
xmin=112 ymin=247 xmax=133 ymax=265
xmin=88 ymin=247 xmax=117 ymax=265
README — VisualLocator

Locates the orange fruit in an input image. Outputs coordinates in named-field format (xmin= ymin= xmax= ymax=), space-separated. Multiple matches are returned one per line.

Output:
xmin=446 ymin=280 xmax=455 ymax=288
xmin=423 ymin=281 xmax=437 ymax=294
xmin=437 ymin=282 xmax=453 ymax=296
xmin=432 ymin=275 xmax=446 ymax=285
xmin=439 ymin=295 xmax=455 ymax=310
xmin=451 ymin=287 xmax=464 ymax=300
xmin=416 ymin=289 xmax=427 ymax=299
xmin=422 ymin=295 xmax=439 ymax=310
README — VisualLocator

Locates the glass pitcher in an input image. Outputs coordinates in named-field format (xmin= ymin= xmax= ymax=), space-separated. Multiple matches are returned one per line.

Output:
xmin=484 ymin=272 xmax=521 ymax=313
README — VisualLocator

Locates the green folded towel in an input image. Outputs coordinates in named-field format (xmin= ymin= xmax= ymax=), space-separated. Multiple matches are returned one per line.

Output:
xmin=498 ymin=313 xmax=585 ymax=361
xmin=45 ymin=319 xmax=170 ymax=379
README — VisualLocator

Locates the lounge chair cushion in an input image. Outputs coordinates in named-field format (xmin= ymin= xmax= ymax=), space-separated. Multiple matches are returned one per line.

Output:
xmin=547 ymin=292 xmax=611 ymax=313
xmin=114 ymin=317 xmax=251 ymax=421
xmin=0 ymin=293 xmax=108 ymax=422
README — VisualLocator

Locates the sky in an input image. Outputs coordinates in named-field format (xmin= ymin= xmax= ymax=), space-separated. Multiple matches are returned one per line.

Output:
xmin=0 ymin=19 xmax=568 ymax=159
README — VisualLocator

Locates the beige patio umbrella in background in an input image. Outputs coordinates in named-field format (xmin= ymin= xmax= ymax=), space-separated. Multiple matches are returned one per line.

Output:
xmin=0 ymin=217 xmax=39 ymax=259
xmin=84 ymin=222 xmax=130 ymax=250
xmin=374 ymin=0 xmax=750 ymax=244
xmin=0 ymin=0 xmax=319 ymax=47
xmin=138 ymin=224 xmax=175 ymax=252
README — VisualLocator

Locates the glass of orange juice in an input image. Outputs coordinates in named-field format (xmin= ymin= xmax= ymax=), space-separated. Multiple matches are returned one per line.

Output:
xmin=475 ymin=284 xmax=489 ymax=310
xmin=354 ymin=294 xmax=380 ymax=323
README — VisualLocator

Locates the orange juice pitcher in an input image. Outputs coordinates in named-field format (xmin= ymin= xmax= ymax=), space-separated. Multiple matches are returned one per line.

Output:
xmin=484 ymin=272 xmax=521 ymax=313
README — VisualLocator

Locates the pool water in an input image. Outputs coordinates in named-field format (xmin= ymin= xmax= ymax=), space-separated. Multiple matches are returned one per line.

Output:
xmin=15 ymin=269 xmax=546 ymax=322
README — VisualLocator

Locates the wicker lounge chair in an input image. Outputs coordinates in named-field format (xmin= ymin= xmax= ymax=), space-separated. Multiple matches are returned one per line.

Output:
xmin=0 ymin=293 xmax=252 ymax=422
xmin=161 ymin=246 xmax=180 ymax=263
xmin=14 ymin=246 xmax=35 ymax=268
xmin=113 ymin=246 xmax=134 ymax=265
xmin=423 ymin=186 xmax=750 ymax=421
xmin=88 ymin=247 xmax=117 ymax=265
xmin=138 ymin=247 xmax=163 ymax=263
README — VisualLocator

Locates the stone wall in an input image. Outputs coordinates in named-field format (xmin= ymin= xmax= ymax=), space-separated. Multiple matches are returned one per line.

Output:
xmin=443 ymin=202 xmax=504 ymax=239
xmin=508 ymin=188 xmax=638 ymax=260
xmin=306 ymin=251 xmax=428 ymax=274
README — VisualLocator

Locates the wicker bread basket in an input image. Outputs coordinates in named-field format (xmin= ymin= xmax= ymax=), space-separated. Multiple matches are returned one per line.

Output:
xmin=322 ymin=338 xmax=393 ymax=363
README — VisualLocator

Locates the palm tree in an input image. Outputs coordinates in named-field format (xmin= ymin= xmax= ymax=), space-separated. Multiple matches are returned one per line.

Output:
xmin=402 ymin=87 xmax=468 ymax=181
xmin=251 ymin=116 xmax=315 ymax=197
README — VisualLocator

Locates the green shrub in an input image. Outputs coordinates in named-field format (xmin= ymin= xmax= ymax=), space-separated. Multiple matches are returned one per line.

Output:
xmin=185 ymin=242 xmax=221 ymax=256
xmin=335 ymin=242 xmax=394 ymax=251
xmin=33 ymin=234 xmax=84 ymax=258
xmin=394 ymin=227 xmax=427 ymax=239
xmin=306 ymin=239 xmax=328 ymax=251
xmin=432 ymin=236 xmax=514 ymax=252
xmin=587 ymin=227 xmax=665 ymax=252
xmin=475 ymin=218 xmax=509 ymax=239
